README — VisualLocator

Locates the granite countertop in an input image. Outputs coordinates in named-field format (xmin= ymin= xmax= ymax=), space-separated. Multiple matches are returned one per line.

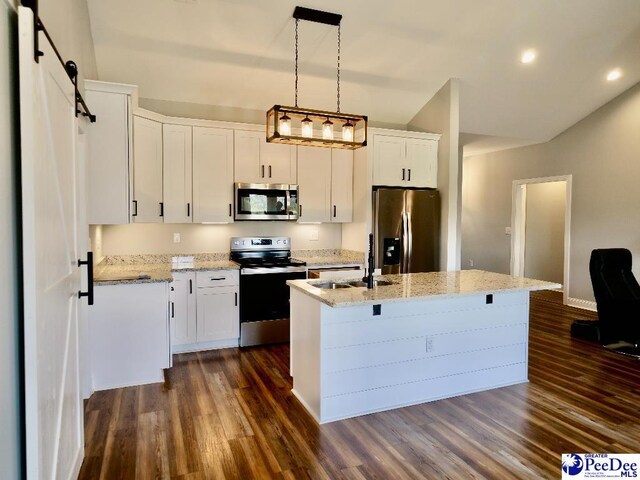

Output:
xmin=94 ymin=249 xmax=365 ymax=285
xmin=292 ymin=249 xmax=365 ymax=267
xmin=287 ymin=270 xmax=561 ymax=307
xmin=94 ymin=253 xmax=239 ymax=286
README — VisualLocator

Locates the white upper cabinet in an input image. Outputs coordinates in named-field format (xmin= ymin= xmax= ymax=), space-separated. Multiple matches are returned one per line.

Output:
xmin=234 ymin=130 xmax=296 ymax=184
xmin=85 ymin=86 xmax=132 ymax=224
xmin=405 ymin=138 xmax=437 ymax=188
xmin=162 ymin=124 xmax=193 ymax=223
xmin=297 ymin=147 xmax=331 ymax=223
xmin=373 ymin=134 xmax=438 ymax=188
xmin=330 ymin=149 xmax=353 ymax=223
xmin=192 ymin=127 xmax=234 ymax=223
xmin=133 ymin=115 xmax=164 ymax=223
xmin=297 ymin=147 xmax=353 ymax=223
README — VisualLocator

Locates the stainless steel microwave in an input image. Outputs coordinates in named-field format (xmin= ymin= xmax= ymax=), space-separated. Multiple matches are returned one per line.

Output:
xmin=234 ymin=183 xmax=299 ymax=221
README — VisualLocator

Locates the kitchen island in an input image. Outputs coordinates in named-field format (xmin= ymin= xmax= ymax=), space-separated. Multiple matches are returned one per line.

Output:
xmin=287 ymin=270 xmax=560 ymax=424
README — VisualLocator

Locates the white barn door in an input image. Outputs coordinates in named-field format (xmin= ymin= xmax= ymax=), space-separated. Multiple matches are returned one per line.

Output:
xmin=19 ymin=7 xmax=85 ymax=479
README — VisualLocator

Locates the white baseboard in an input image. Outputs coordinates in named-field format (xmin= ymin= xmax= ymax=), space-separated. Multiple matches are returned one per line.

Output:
xmin=567 ymin=297 xmax=597 ymax=312
xmin=172 ymin=338 xmax=239 ymax=354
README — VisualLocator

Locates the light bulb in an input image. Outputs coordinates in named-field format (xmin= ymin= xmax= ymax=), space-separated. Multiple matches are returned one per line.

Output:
xmin=279 ymin=114 xmax=291 ymax=136
xmin=520 ymin=49 xmax=536 ymax=64
xmin=342 ymin=121 xmax=354 ymax=142
xmin=607 ymin=69 xmax=622 ymax=81
xmin=322 ymin=118 xmax=334 ymax=140
xmin=301 ymin=116 xmax=313 ymax=138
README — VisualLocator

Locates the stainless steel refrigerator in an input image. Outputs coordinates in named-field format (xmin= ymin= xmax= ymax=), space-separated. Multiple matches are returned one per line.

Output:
xmin=373 ymin=188 xmax=440 ymax=274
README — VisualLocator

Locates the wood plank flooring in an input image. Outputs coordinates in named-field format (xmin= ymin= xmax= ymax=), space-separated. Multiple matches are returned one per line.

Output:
xmin=79 ymin=292 xmax=640 ymax=479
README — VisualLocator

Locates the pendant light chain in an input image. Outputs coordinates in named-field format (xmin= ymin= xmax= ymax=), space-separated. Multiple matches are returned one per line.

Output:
xmin=294 ymin=18 xmax=299 ymax=107
xmin=337 ymin=23 xmax=341 ymax=113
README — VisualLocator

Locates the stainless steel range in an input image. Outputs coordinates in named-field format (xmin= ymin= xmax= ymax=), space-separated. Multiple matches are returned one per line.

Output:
xmin=230 ymin=237 xmax=306 ymax=347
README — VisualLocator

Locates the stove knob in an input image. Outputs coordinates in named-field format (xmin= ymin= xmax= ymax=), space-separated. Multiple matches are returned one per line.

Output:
xmin=276 ymin=240 xmax=282 ymax=244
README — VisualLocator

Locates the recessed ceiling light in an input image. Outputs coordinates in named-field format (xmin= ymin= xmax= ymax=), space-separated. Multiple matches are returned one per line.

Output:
xmin=606 ymin=69 xmax=622 ymax=81
xmin=521 ymin=49 xmax=536 ymax=64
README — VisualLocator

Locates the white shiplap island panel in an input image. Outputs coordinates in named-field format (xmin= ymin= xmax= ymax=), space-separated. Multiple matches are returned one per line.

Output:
xmin=287 ymin=270 xmax=559 ymax=424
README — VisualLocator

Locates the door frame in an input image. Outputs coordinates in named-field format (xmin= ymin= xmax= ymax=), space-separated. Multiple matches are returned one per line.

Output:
xmin=510 ymin=175 xmax=572 ymax=304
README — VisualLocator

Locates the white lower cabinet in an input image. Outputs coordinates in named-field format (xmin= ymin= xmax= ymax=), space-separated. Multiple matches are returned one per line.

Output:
xmin=90 ymin=282 xmax=170 ymax=391
xmin=172 ymin=269 xmax=239 ymax=353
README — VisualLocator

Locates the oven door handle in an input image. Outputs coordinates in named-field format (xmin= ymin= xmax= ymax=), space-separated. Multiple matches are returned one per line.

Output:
xmin=241 ymin=266 xmax=307 ymax=275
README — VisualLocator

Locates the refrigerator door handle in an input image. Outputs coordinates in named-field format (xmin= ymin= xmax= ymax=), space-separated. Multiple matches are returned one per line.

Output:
xmin=402 ymin=211 xmax=409 ymax=273
xmin=406 ymin=211 xmax=413 ymax=271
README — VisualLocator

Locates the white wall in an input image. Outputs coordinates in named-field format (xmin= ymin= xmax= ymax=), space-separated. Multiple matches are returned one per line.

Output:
xmin=408 ymin=78 xmax=462 ymax=271
xmin=524 ymin=181 xmax=566 ymax=284
xmin=462 ymin=80 xmax=640 ymax=302
xmin=38 ymin=0 xmax=97 ymax=91
xmin=100 ymin=222 xmax=343 ymax=255
xmin=1 ymin=1 xmax=21 ymax=478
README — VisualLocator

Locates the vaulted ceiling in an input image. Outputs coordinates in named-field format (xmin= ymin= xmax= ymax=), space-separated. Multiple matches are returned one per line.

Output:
xmin=87 ymin=0 xmax=640 ymax=154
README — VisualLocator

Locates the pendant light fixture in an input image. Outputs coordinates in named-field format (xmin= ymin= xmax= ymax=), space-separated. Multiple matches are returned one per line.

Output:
xmin=266 ymin=7 xmax=368 ymax=150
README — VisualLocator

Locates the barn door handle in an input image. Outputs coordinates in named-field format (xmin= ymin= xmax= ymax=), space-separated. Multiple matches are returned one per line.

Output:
xmin=78 ymin=252 xmax=94 ymax=306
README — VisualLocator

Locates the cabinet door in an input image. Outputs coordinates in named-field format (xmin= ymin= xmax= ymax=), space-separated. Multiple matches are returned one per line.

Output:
xmin=133 ymin=116 xmax=163 ymax=222
xmin=406 ymin=138 xmax=438 ymax=188
xmin=196 ymin=287 xmax=239 ymax=342
xmin=330 ymin=149 xmax=353 ymax=223
xmin=261 ymin=141 xmax=297 ymax=184
xmin=297 ymin=147 xmax=331 ymax=223
xmin=234 ymin=130 xmax=261 ymax=183
xmin=373 ymin=135 xmax=406 ymax=187
xmin=163 ymin=124 xmax=193 ymax=223
xmin=171 ymin=272 xmax=197 ymax=346
xmin=85 ymin=90 xmax=130 ymax=224
xmin=193 ymin=127 xmax=234 ymax=223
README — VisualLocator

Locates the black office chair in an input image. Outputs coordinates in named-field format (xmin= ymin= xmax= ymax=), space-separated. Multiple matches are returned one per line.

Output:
xmin=589 ymin=248 xmax=640 ymax=356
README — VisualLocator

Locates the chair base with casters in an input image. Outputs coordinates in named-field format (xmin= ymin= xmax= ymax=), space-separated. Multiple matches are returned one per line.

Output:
xmin=589 ymin=248 xmax=640 ymax=359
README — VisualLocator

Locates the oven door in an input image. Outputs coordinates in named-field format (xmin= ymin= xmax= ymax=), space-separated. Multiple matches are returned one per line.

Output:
xmin=239 ymin=266 xmax=306 ymax=322
xmin=235 ymin=183 xmax=298 ymax=220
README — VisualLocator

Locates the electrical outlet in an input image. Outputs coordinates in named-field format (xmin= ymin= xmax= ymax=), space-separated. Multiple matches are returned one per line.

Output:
xmin=426 ymin=336 xmax=434 ymax=353
xmin=505 ymin=226 xmax=512 ymax=235
xmin=309 ymin=228 xmax=319 ymax=241
xmin=173 ymin=233 xmax=181 ymax=243
xmin=469 ymin=259 xmax=474 ymax=267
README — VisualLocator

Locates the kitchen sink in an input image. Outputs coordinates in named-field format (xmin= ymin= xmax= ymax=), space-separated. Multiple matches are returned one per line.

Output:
xmin=311 ymin=279 xmax=394 ymax=290
xmin=345 ymin=279 xmax=394 ymax=288
xmin=312 ymin=282 xmax=353 ymax=290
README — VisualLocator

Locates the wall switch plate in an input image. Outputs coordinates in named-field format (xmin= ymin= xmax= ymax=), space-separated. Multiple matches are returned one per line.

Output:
xmin=469 ymin=259 xmax=474 ymax=267
xmin=173 ymin=233 xmax=181 ymax=243
xmin=505 ymin=227 xmax=512 ymax=235
xmin=309 ymin=228 xmax=319 ymax=241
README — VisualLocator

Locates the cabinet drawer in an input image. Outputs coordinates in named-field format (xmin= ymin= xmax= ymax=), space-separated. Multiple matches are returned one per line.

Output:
xmin=196 ymin=269 xmax=239 ymax=287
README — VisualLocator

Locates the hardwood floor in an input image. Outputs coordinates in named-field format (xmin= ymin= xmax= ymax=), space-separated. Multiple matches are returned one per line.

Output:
xmin=79 ymin=292 xmax=640 ymax=479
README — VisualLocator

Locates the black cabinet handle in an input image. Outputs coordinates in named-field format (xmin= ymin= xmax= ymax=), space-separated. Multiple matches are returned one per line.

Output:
xmin=78 ymin=252 xmax=94 ymax=306
xmin=269 ymin=165 xmax=272 ymax=178
xmin=159 ymin=202 xmax=164 ymax=217
xmin=408 ymin=169 xmax=411 ymax=181
xmin=229 ymin=203 xmax=232 ymax=217
xmin=235 ymin=292 xmax=238 ymax=307
xmin=261 ymin=165 xmax=265 ymax=178
xmin=132 ymin=200 xmax=138 ymax=217
xmin=402 ymin=168 xmax=406 ymax=181
xmin=171 ymin=301 xmax=175 ymax=318
xmin=189 ymin=279 xmax=192 ymax=294
xmin=187 ymin=203 xmax=190 ymax=217
xmin=299 ymin=204 xmax=302 ymax=217
xmin=333 ymin=205 xmax=337 ymax=218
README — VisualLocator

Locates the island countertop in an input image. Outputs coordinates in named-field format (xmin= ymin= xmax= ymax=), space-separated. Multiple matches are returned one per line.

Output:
xmin=287 ymin=269 xmax=560 ymax=307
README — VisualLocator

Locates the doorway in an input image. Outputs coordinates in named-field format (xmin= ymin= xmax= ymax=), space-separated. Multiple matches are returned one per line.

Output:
xmin=510 ymin=175 xmax=572 ymax=305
